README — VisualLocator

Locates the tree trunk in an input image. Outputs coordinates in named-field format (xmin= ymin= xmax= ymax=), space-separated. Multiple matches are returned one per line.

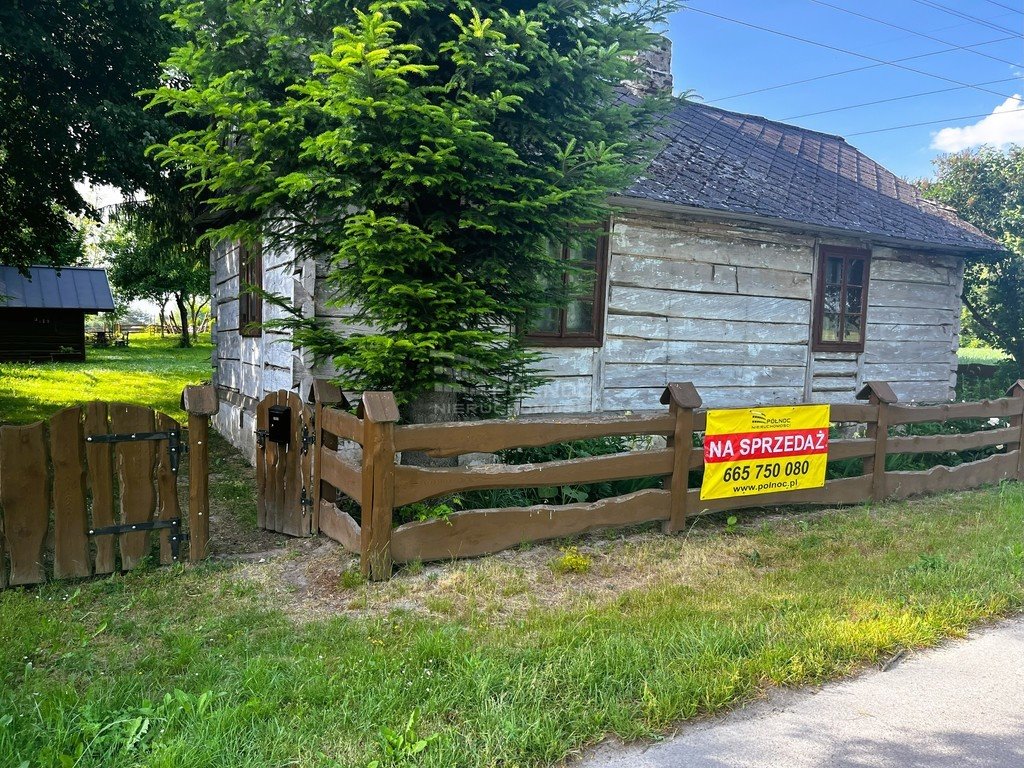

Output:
xmin=190 ymin=296 xmax=203 ymax=342
xmin=401 ymin=388 xmax=458 ymax=468
xmin=175 ymin=293 xmax=191 ymax=348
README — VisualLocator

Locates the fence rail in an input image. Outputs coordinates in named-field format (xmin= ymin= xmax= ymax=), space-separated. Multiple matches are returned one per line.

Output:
xmin=311 ymin=380 xmax=1024 ymax=581
xmin=0 ymin=387 xmax=215 ymax=589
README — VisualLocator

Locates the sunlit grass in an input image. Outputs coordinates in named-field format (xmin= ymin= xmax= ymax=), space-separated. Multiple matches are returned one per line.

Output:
xmin=0 ymin=482 xmax=1021 ymax=767
xmin=958 ymin=346 xmax=1010 ymax=364
xmin=1 ymin=327 xmax=1022 ymax=766
xmin=0 ymin=333 xmax=212 ymax=424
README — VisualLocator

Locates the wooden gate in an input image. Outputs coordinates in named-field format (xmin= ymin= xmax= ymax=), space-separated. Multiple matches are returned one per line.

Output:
xmin=255 ymin=390 xmax=315 ymax=537
xmin=0 ymin=387 xmax=214 ymax=589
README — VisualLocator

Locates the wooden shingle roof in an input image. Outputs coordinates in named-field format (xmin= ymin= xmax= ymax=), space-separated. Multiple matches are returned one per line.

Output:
xmin=623 ymin=99 xmax=1001 ymax=252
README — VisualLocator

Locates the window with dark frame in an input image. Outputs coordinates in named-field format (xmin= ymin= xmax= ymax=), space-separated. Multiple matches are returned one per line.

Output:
xmin=238 ymin=240 xmax=263 ymax=337
xmin=813 ymin=245 xmax=870 ymax=352
xmin=525 ymin=229 xmax=609 ymax=347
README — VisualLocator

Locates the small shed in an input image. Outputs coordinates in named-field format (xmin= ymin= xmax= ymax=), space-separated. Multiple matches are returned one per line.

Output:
xmin=0 ymin=266 xmax=115 ymax=362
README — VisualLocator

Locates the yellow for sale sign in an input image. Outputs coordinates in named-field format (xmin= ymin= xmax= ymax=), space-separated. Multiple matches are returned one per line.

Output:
xmin=700 ymin=405 xmax=831 ymax=501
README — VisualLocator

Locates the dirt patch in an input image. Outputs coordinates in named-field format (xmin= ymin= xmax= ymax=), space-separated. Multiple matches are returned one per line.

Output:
xmin=205 ymin=431 xmax=289 ymax=555
xmin=226 ymin=519 xmax=760 ymax=625
xmin=204 ymin=431 xmax=989 ymax=626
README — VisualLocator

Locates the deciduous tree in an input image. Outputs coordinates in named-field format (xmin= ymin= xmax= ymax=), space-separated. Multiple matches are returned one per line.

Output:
xmin=921 ymin=147 xmax=1024 ymax=375
xmin=0 ymin=0 xmax=178 ymax=271
xmin=104 ymin=198 xmax=210 ymax=348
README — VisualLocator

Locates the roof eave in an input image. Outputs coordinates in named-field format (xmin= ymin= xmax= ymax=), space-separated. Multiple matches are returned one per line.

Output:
xmin=0 ymin=303 xmax=114 ymax=312
xmin=609 ymin=195 xmax=1005 ymax=257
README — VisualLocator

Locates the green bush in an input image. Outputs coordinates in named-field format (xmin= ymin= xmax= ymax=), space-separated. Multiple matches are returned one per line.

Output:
xmin=394 ymin=437 xmax=664 ymax=522
xmin=468 ymin=436 xmax=663 ymax=510
xmin=826 ymin=409 xmax=1013 ymax=479
xmin=957 ymin=357 xmax=1020 ymax=402
xmin=885 ymin=418 xmax=1009 ymax=472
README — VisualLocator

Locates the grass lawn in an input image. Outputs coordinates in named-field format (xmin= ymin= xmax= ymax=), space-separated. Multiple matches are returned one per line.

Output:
xmin=2 ymin=331 xmax=1024 ymax=766
xmin=0 ymin=483 xmax=1022 ymax=767
xmin=0 ymin=333 xmax=212 ymax=424
xmin=958 ymin=347 xmax=1010 ymax=365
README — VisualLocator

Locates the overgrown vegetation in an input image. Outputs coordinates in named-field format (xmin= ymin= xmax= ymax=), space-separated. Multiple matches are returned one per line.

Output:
xmin=883 ymin=419 xmax=1009 ymax=472
xmin=483 ymin=436 xmax=663 ymax=506
xmin=394 ymin=436 xmax=664 ymax=524
xmin=1 ymin=483 xmax=1022 ymax=767
xmin=0 ymin=0 xmax=187 ymax=271
xmin=957 ymin=356 xmax=1020 ymax=404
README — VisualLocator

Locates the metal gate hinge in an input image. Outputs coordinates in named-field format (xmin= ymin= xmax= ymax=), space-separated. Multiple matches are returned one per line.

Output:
xmin=89 ymin=518 xmax=190 ymax=562
xmin=300 ymin=424 xmax=314 ymax=455
xmin=86 ymin=428 xmax=183 ymax=473
xmin=300 ymin=487 xmax=314 ymax=515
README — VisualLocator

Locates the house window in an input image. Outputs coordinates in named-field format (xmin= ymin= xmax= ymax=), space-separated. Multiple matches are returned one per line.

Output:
xmin=239 ymin=240 xmax=263 ymax=337
xmin=813 ymin=245 xmax=870 ymax=352
xmin=526 ymin=229 xmax=609 ymax=347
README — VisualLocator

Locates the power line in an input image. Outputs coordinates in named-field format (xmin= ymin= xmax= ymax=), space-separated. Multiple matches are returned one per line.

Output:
xmin=978 ymin=0 xmax=1024 ymax=16
xmin=846 ymin=105 xmax=1024 ymax=136
xmin=709 ymin=35 xmax=1018 ymax=102
xmin=687 ymin=8 xmax=1019 ymax=103
xmin=782 ymin=77 xmax=1023 ymax=120
xmin=906 ymin=0 xmax=1022 ymax=36
xmin=806 ymin=0 xmax=1022 ymax=68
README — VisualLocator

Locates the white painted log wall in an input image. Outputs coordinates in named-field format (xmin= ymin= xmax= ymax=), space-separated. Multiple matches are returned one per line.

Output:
xmin=522 ymin=214 xmax=963 ymax=413
xmin=210 ymin=240 xmax=304 ymax=461
xmin=859 ymin=247 xmax=961 ymax=403
xmin=208 ymin=210 xmax=966 ymax=458
xmin=523 ymin=214 xmax=817 ymax=412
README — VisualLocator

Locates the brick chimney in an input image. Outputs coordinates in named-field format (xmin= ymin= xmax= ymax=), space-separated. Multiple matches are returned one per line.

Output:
xmin=624 ymin=35 xmax=673 ymax=97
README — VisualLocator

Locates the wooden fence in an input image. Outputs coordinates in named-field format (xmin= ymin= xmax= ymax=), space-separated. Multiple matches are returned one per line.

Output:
xmin=0 ymin=386 xmax=216 ymax=588
xmin=312 ymin=380 xmax=1024 ymax=581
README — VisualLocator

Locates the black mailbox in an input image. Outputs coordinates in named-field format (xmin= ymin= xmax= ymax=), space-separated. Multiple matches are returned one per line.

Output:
xmin=267 ymin=405 xmax=291 ymax=445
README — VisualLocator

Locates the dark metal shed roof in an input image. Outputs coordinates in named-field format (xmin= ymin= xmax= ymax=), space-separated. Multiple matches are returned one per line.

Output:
xmin=622 ymin=99 xmax=1001 ymax=253
xmin=0 ymin=266 xmax=116 ymax=312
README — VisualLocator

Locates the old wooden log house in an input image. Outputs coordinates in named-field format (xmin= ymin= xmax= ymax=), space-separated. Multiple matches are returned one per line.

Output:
xmin=205 ymin=43 xmax=1001 ymax=460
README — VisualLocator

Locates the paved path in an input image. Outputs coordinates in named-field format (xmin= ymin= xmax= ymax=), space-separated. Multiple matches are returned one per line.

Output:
xmin=579 ymin=617 xmax=1024 ymax=768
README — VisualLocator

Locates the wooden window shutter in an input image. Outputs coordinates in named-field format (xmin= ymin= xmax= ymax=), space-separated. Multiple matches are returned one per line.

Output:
xmin=239 ymin=240 xmax=263 ymax=337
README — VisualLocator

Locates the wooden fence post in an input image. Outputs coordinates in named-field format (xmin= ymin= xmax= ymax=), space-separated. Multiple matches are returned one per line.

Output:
xmin=856 ymin=381 xmax=898 ymax=503
xmin=308 ymin=379 xmax=349 ymax=534
xmin=182 ymin=385 xmax=218 ymax=562
xmin=1007 ymin=380 xmax=1024 ymax=482
xmin=661 ymin=382 xmax=702 ymax=534
xmin=359 ymin=392 xmax=400 ymax=581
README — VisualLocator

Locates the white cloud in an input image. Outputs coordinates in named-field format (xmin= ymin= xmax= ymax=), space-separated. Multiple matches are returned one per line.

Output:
xmin=931 ymin=95 xmax=1024 ymax=152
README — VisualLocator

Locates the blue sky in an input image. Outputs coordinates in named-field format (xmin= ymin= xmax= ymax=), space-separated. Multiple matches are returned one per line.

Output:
xmin=667 ymin=0 xmax=1024 ymax=180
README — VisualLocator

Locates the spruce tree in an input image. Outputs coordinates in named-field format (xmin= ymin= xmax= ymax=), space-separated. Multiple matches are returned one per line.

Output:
xmin=151 ymin=0 xmax=678 ymax=419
